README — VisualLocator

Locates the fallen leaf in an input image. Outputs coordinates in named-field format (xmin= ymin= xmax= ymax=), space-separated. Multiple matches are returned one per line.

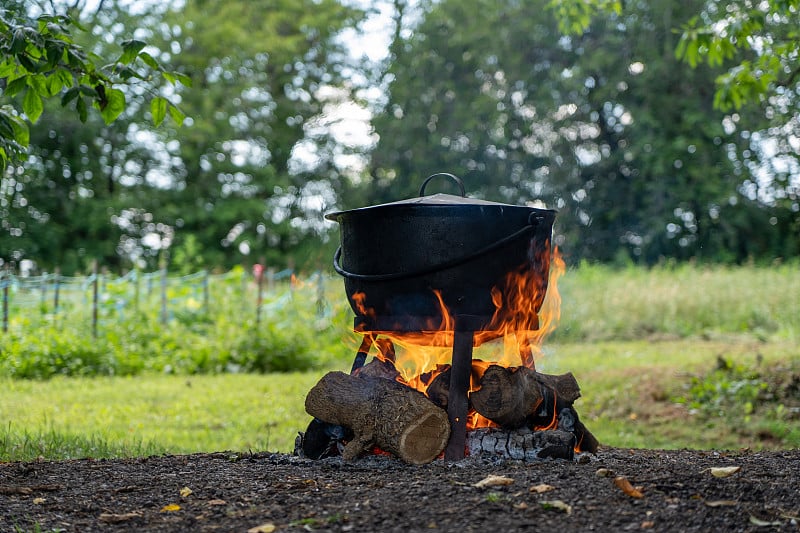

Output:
xmin=514 ymin=502 xmax=529 ymax=510
xmin=709 ymin=466 xmax=741 ymax=478
xmin=247 ymin=523 xmax=276 ymax=533
xmin=529 ymin=483 xmax=556 ymax=494
xmin=160 ymin=503 xmax=181 ymax=512
xmin=32 ymin=497 xmax=46 ymax=504
xmin=474 ymin=475 xmax=514 ymax=488
xmin=705 ymin=500 xmax=738 ymax=507
xmin=99 ymin=512 xmax=143 ymax=523
xmin=749 ymin=516 xmax=782 ymax=527
xmin=641 ymin=521 xmax=655 ymax=529
xmin=595 ymin=468 xmax=614 ymax=478
xmin=180 ymin=486 xmax=193 ymax=498
xmin=0 ymin=486 xmax=33 ymax=495
xmin=613 ymin=476 xmax=644 ymax=499
xmin=207 ymin=499 xmax=227 ymax=506
xmin=540 ymin=500 xmax=572 ymax=514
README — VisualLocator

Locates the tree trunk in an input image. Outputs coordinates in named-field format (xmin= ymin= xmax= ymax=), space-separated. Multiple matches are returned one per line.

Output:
xmin=305 ymin=371 xmax=451 ymax=464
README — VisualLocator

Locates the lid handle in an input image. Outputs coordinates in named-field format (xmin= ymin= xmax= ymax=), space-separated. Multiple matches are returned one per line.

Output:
xmin=419 ymin=173 xmax=466 ymax=197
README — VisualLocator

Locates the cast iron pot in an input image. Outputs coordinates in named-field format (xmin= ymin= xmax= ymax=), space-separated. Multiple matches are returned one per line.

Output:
xmin=325 ymin=174 xmax=556 ymax=331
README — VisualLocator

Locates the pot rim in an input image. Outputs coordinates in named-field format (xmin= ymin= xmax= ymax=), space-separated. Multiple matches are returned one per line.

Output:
xmin=325 ymin=193 xmax=556 ymax=221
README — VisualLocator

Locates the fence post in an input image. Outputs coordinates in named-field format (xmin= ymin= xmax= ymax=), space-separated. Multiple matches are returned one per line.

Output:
xmin=53 ymin=267 xmax=61 ymax=316
xmin=267 ymin=267 xmax=275 ymax=293
xmin=133 ymin=268 xmax=140 ymax=313
xmin=203 ymin=270 xmax=210 ymax=314
xmin=160 ymin=260 xmax=168 ymax=326
xmin=92 ymin=261 xmax=99 ymax=338
xmin=41 ymin=270 xmax=48 ymax=314
xmin=241 ymin=266 xmax=248 ymax=312
xmin=316 ymin=270 xmax=325 ymax=317
xmin=2 ymin=266 xmax=9 ymax=333
xmin=255 ymin=262 xmax=265 ymax=326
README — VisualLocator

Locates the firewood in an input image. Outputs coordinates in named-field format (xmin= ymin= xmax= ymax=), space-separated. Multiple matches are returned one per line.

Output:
xmin=352 ymin=357 xmax=401 ymax=381
xmin=305 ymin=371 xmax=450 ymax=465
xmin=467 ymin=427 xmax=576 ymax=461
xmin=469 ymin=365 xmax=581 ymax=429
xmin=422 ymin=365 xmax=451 ymax=409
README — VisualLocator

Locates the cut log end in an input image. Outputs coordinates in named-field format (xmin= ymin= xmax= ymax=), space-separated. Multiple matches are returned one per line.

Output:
xmin=305 ymin=371 xmax=450 ymax=465
xmin=398 ymin=410 xmax=451 ymax=464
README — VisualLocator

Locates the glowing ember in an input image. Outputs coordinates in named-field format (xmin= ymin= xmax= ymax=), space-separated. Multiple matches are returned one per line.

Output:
xmin=353 ymin=247 xmax=566 ymax=430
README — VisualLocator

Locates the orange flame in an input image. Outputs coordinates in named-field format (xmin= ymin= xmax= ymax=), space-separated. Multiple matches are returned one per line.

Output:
xmin=356 ymin=247 xmax=566 ymax=431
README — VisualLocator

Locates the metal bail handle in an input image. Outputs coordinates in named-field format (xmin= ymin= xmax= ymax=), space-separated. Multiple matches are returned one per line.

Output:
xmin=419 ymin=173 xmax=466 ymax=197
xmin=332 ymin=211 xmax=543 ymax=281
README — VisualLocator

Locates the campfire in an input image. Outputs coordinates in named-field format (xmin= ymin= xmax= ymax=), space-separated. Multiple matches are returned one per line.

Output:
xmin=296 ymin=174 xmax=598 ymax=464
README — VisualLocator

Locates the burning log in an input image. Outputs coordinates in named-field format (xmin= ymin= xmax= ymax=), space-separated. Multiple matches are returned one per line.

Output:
xmin=470 ymin=365 xmax=579 ymax=428
xmin=470 ymin=365 xmax=599 ymax=453
xmin=467 ymin=427 xmax=577 ymax=460
xmin=352 ymin=357 xmax=401 ymax=381
xmin=305 ymin=371 xmax=451 ymax=465
xmin=421 ymin=364 xmax=451 ymax=409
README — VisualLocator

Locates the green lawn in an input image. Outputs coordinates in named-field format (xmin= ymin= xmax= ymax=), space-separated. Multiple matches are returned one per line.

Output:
xmin=1 ymin=372 xmax=325 ymax=460
xmin=3 ymin=337 xmax=798 ymax=461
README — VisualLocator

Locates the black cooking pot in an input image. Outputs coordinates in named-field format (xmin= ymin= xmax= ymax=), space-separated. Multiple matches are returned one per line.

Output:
xmin=325 ymin=174 xmax=556 ymax=330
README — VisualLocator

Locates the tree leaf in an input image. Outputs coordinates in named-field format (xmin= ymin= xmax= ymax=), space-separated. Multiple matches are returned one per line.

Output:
xmin=168 ymin=104 xmax=186 ymax=126
xmin=99 ymin=87 xmax=126 ymax=124
xmin=137 ymin=51 xmax=160 ymax=69
xmin=151 ymin=96 xmax=167 ymax=127
xmin=174 ymin=72 xmax=192 ymax=87
xmin=23 ymin=88 xmax=44 ymax=123
xmin=5 ymin=76 xmax=28 ymax=97
xmin=61 ymin=86 xmax=80 ymax=106
xmin=76 ymin=96 xmax=87 ymax=122
xmin=8 ymin=113 xmax=30 ymax=148
xmin=119 ymin=39 xmax=146 ymax=65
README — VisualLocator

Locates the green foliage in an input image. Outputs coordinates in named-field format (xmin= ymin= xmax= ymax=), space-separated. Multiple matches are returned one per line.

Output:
xmin=368 ymin=0 xmax=794 ymax=264
xmin=671 ymin=355 xmax=800 ymax=446
xmin=547 ymin=0 xmax=622 ymax=34
xmin=0 ymin=272 xmax=355 ymax=379
xmin=0 ymin=8 xmax=188 ymax=169
xmin=674 ymin=1 xmax=800 ymax=112
xmin=678 ymin=356 xmax=767 ymax=414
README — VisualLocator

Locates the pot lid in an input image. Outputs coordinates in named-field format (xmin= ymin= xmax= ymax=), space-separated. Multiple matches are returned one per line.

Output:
xmin=325 ymin=193 xmax=542 ymax=220
xmin=325 ymin=173 xmax=554 ymax=221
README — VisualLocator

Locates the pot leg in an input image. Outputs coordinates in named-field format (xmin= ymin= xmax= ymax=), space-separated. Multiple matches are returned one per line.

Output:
xmin=444 ymin=328 xmax=474 ymax=461
xmin=350 ymin=333 xmax=374 ymax=374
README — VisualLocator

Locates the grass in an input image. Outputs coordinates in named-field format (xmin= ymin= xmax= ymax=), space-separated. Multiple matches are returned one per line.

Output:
xmin=2 ymin=338 xmax=798 ymax=461
xmin=0 ymin=372 xmax=326 ymax=461
xmin=1 ymin=262 xmax=799 ymax=461
xmin=554 ymin=261 xmax=800 ymax=342
xmin=542 ymin=338 xmax=800 ymax=450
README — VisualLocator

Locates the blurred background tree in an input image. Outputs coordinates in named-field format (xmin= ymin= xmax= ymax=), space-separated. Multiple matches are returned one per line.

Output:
xmin=2 ymin=0 xmax=798 ymax=274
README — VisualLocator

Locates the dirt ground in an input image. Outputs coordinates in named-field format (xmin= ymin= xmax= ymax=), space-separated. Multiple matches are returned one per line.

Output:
xmin=2 ymin=446 xmax=799 ymax=532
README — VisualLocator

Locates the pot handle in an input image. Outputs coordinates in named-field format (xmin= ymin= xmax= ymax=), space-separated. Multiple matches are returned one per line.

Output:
xmin=419 ymin=173 xmax=466 ymax=197
xmin=333 ymin=212 xmax=545 ymax=281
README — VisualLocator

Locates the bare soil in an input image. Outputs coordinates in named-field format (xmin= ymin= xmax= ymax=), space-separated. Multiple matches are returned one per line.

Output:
xmin=2 ymin=447 xmax=799 ymax=532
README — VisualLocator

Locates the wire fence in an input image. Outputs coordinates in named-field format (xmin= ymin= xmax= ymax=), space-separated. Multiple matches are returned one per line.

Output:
xmin=0 ymin=264 xmax=329 ymax=337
